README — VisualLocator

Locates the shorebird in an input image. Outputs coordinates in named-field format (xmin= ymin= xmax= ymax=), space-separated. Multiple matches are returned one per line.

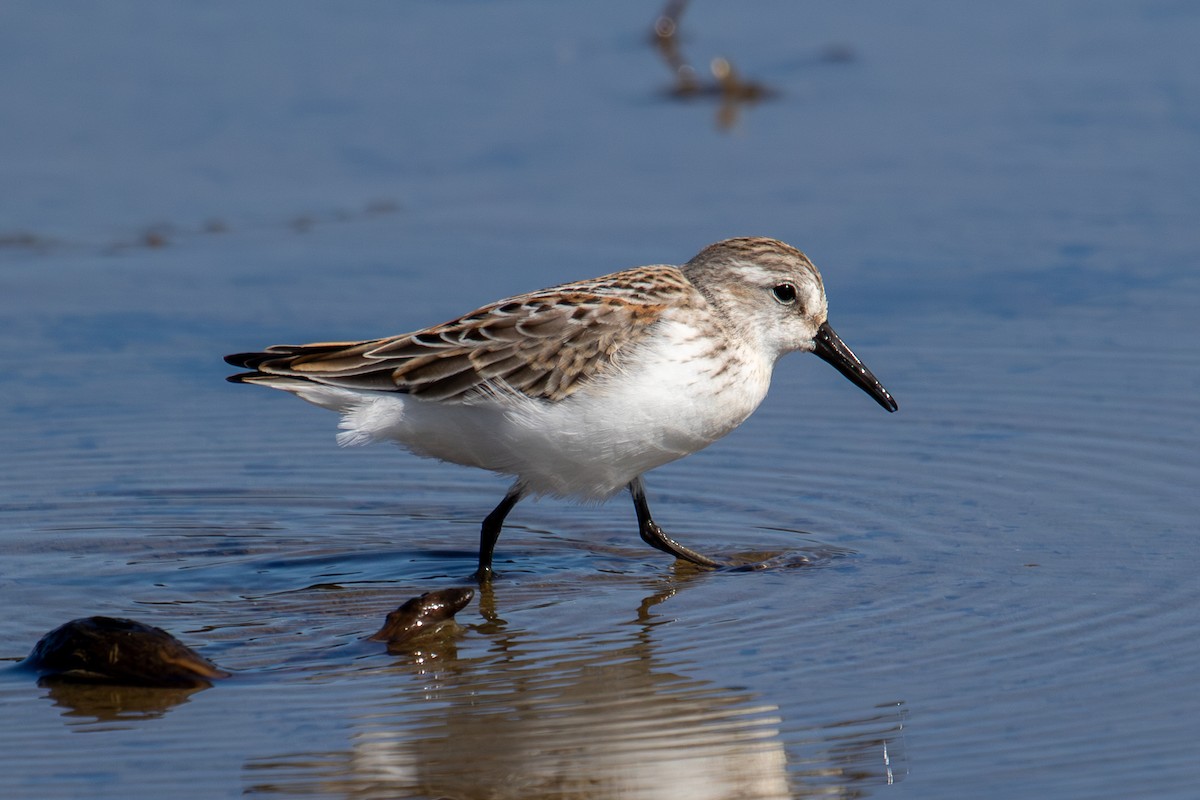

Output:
xmin=226 ymin=237 xmax=897 ymax=579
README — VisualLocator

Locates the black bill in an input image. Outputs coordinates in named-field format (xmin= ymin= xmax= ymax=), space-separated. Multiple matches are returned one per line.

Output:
xmin=813 ymin=322 xmax=898 ymax=412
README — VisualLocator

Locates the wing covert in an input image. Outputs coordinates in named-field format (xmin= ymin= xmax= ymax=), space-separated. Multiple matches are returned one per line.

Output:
xmin=224 ymin=266 xmax=695 ymax=402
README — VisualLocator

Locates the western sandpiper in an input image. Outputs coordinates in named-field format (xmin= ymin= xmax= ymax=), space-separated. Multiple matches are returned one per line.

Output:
xmin=226 ymin=237 xmax=897 ymax=579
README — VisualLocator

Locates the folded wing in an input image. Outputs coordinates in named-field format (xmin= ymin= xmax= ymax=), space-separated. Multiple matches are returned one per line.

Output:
xmin=225 ymin=267 xmax=689 ymax=403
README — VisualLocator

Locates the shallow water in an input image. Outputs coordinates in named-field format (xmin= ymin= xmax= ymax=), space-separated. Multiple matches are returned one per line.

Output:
xmin=2 ymin=2 xmax=1199 ymax=798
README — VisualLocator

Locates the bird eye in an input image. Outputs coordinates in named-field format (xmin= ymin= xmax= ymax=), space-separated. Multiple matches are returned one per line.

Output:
xmin=771 ymin=283 xmax=798 ymax=305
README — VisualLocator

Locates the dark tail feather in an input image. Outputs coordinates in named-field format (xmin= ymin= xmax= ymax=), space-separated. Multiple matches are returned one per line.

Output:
xmin=225 ymin=351 xmax=273 ymax=370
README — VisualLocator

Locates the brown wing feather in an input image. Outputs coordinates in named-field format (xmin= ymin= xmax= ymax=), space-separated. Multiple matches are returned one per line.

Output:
xmin=224 ymin=265 xmax=696 ymax=402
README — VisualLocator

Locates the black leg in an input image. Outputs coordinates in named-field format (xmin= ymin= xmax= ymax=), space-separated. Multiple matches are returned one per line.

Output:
xmin=628 ymin=477 xmax=723 ymax=569
xmin=473 ymin=485 xmax=523 ymax=582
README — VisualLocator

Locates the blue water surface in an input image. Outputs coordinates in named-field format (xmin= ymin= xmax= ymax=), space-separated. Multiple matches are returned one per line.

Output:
xmin=1 ymin=2 xmax=1198 ymax=798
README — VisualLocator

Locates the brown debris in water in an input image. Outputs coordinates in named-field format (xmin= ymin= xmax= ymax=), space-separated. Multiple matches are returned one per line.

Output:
xmin=650 ymin=0 xmax=777 ymax=130
xmin=24 ymin=616 xmax=229 ymax=689
xmin=369 ymin=587 xmax=475 ymax=652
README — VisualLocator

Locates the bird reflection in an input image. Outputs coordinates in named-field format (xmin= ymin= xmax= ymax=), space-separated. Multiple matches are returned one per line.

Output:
xmin=244 ymin=580 xmax=907 ymax=798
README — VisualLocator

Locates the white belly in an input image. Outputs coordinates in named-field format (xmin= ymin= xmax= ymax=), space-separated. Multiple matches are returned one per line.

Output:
xmin=329 ymin=318 xmax=774 ymax=499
